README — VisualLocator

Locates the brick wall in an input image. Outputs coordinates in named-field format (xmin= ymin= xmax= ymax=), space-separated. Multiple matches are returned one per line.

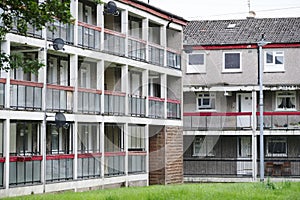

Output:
xmin=149 ymin=125 xmax=183 ymax=185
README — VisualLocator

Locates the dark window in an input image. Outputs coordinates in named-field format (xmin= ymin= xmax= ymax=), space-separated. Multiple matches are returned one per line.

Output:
xmin=189 ymin=54 xmax=204 ymax=65
xmin=224 ymin=53 xmax=240 ymax=69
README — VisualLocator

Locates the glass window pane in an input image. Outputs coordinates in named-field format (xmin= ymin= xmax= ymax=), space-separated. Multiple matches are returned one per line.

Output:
xmin=189 ymin=54 xmax=204 ymax=65
xmin=275 ymin=56 xmax=283 ymax=64
xmin=225 ymin=53 xmax=240 ymax=69
xmin=266 ymin=52 xmax=273 ymax=63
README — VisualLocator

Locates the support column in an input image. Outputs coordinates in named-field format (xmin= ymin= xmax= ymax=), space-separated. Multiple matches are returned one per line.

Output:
xmin=142 ymin=18 xmax=149 ymax=61
xmin=121 ymin=65 xmax=129 ymax=115
xmin=4 ymin=119 xmax=10 ymax=190
xmin=252 ymin=89 xmax=258 ymax=180
xmin=121 ymin=10 xmax=129 ymax=57
xmin=124 ymin=123 xmax=128 ymax=186
xmin=100 ymin=123 xmax=105 ymax=179
xmin=99 ymin=60 xmax=105 ymax=114
xmin=145 ymin=124 xmax=149 ymax=186
xmin=70 ymin=54 xmax=78 ymax=113
xmin=1 ymin=40 xmax=10 ymax=108
xmin=161 ymin=74 xmax=167 ymax=118
xmin=142 ymin=69 xmax=149 ymax=117
xmin=73 ymin=121 xmax=78 ymax=180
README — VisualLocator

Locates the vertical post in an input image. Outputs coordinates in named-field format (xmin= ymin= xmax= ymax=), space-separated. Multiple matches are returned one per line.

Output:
xmin=258 ymin=36 xmax=269 ymax=182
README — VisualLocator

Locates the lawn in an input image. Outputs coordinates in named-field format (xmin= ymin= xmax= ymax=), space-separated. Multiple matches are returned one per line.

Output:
xmin=3 ymin=181 xmax=300 ymax=200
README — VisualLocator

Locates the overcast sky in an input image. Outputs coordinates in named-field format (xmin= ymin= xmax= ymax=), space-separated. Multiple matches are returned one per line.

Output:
xmin=141 ymin=0 xmax=300 ymax=20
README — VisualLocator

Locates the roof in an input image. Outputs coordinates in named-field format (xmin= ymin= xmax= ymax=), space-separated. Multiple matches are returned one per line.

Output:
xmin=116 ymin=0 xmax=188 ymax=26
xmin=184 ymin=17 xmax=300 ymax=46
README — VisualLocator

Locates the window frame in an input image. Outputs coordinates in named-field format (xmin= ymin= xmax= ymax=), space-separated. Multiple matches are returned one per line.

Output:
xmin=128 ymin=124 xmax=146 ymax=151
xmin=264 ymin=51 xmax=284 ymax=72
xmin=266 ymin=137 xmax=287 ymax=157
xmin=223 ymin=52 xmax=242 ymax=72
xmin=193 ymin=136 xmax=215 ymax=157
xmin=276 ymin=91 xmax=296 ymax=111
xmin=196 ymin=92 xmax=216 ymax=111
xmin=186 ymin=53 xmax=206 ymax=74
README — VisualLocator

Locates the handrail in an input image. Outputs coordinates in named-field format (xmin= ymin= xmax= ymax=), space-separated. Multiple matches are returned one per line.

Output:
xmin=46 ymin=154 xmax=75 ymax=160
xmin=78 ymin=87 xmax=102 ymax=94
xmin=78 ymin=21 xmax=102 ymax=31
xmin=10 ymin=79 xmax=43 ymax=88
xmin=184 ymin=112 xmax=252 ymax=117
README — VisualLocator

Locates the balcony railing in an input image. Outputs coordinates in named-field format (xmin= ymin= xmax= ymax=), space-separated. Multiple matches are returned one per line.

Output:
xmin=104 ymin=91 xmax=125 ymax=115
xmin=259 ymin=112 xmax=300 ymax=130
xmin=184 ymin=158 xmax=253 ymax=177
xmin=104 ymin=152 xmax=125 ymax=176
xmin=148 ymin=97 xmax=164 ymax=119
xmin=77 ymin=153 xmax=101 ymax=179
xmin=0 ymin=79 xmax=5 ymax=108
xmin=167 ymin=99 xmax=181 ymax=119
xmin=129 ymin=95 xmax=146 ymax=117
xmin=10 ymin=80 xmax=43 ymax=110
xmin=148 ymin=44 xmax=164 ymax=66
xmin=46 ymin=85 xmax=74 ymax=112
xmin=10 ymin=18 xmax=42 ymax=38
xmin=78 ymin=88 xmax=101 ymax=114
xmin=128 ymin=37 xmax=146 ymax=61
xmin=128 ymin=151 xmax=146 ymax=174
xmin=46 ymin=154 xmax=74 ymax=182
xmin=78 ymin=22 xmax=101 ymax=50
xmin=104 ymin=30 xmax=125 ymax=56
xmin=183 ymin=112 xmax=252 ymax=131
xmin=9 ymin=156 xmax=42 ymax=186
xmin=167 ymin=50 xmax=181 ymax=70
xmin=47 ymin=20 xmax=74 ymax=45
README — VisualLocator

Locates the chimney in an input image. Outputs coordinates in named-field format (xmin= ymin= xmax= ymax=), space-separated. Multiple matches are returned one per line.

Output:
xmin=247 ymin=11 xmax=256 ymax=19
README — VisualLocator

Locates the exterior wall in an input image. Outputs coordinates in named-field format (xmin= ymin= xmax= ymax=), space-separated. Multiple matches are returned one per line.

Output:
xmin=149 ymin=126 xmax=183 ymax=185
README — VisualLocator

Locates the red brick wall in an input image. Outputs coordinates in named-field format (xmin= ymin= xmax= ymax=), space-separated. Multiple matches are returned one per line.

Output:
xmin=149 ymin=126 xmax=183 ymax=185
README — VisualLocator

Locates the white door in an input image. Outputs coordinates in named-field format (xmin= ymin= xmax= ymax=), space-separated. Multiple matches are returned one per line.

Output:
xmin=237 ymin=93 xmax=252 ymax=128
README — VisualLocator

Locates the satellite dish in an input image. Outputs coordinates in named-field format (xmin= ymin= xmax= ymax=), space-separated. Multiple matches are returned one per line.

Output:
xmin=104 ymin=1 xmax=119 ymax=16
xmin=52 ymin=38 xmax=65 ymax=51
xmin=55 ymin=112 xmax=66 ymax=128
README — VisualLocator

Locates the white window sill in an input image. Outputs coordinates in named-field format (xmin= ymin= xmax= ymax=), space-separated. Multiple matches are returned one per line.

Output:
xmin=222 ymin=70 xmax=242 ymax=73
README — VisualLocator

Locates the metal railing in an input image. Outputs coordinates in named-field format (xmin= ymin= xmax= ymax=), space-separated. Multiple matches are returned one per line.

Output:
xmin=167 ymin=50 xmax=181 ymax=70
xmin=148 ymin=44 xmax=164 ymax=66
xmin=78 ymin=22 xmax=101 ymax=49
xmin=128 ymin=38 xmax=146 ymax=61
xmin=103 ymin=30 xmax=125 ymax=56
xmin=129 ymin=95 xmax=146 ymax=117
xmin=46 ymin=154 xmax=74 ymax=182
xmin=167 ymin=99 xmax=181 ymax=119
xmin=78 ymin=88 xmax=101 ymax=114
xmin=10 ymin=80 xmax=43 ymax=110
xmin=184 ymin=158 xmax=253 ymax=177
xmin=0 ymin=158 xmax=4 ymax=187
xmin=10 ymin=18 xmax=42 ymax=38
xmin=47 ymin=20 xmax=74 ymax=44
xmin=128 ymin=152 xmax=146 ymax=174
xmin=46 ymin=85 xmax=74 ymax=112
xmin=77 ymin=153 xmax=101 ymax=179
xmin=183 ymin=112 xmax=252 ymax=131
xmin=9 ymin=156 xmax=42 ymax=186
xmin=104 ymin=91 xmax=125 ymax=115
xmin=148 ymin=97 xmax=164 ymax=118
xmin=104 ymin=152 xmax=125 ymax=177
xmin=259 ymin=112 xmax=300 ymax=130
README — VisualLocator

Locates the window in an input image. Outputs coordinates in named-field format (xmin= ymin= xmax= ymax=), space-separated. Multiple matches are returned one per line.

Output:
xmin=47 ymin=55 xmax=69 ymax=86
xmin=186 ymin=53 xmax=205 ymax=73
xmin=128 ymin=125 xmax=145 ymax=151
xmin=238 ymin=137 xmax=252 ymax=158
xmin=193 ymin=136 xmax=216 ymax=157
xmin=46 ymin=124 xmax=72 ymax=154
xmin=197 ymin=92 xmax=215 ymax=110
xmin=276 ymin=91 xmax=295 ymax=110
xmin=265 ymin=51 xmax=284 ymax=72
xmin=223 ymin=52 xmax=241 ymax=72
xmin=0 ymin=121 xmax=3 ymax=157
xmin=266 ymin=137 xmax=287 ymax=157
xmin=104 ymin=123 xmax=124 ymax=152
xmin=78 ymin=123 xmax=100 ymax=153
xmin=10 ymin=122 xmax=40 ymax=156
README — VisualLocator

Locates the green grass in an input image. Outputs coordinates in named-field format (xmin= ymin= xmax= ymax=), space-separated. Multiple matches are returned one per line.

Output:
xmin=3 ymin=181 xmax=300 ymax=200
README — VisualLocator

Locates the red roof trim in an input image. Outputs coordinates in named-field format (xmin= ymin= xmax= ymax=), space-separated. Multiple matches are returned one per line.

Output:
xmin=190 ymin=43 xmax=300 ymax=50
xmin=117 ymin=0 xmax=187 ymax=26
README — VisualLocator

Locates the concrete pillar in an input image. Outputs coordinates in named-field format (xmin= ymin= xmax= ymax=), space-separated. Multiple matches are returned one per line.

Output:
xmin=4 ymin=119 xmax=10 ymax=190
xmin=70 ymin=54 xmax=78 ymax=113
xmin=143 ymin=18 xmax=149 ymax=61
xmin=142 ymin=69 xmax=149 ymax=117
xmin=121 ymin=65 xmax=129 ymax=115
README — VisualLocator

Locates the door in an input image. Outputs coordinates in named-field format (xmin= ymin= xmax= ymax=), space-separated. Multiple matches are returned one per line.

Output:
xmin=237 ymin=93 xmax=252 ymax=128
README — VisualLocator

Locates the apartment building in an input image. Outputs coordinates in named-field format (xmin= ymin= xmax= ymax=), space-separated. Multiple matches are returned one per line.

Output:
xmin=182 ymin=17 xmax=300 ymax=182
xmin=0 ymin=0 xmax=186 ymax=197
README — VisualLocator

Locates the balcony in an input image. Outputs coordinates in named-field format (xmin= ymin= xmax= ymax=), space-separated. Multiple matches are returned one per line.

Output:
xmin=148 ymin=44 xmax=164 ymax=66
xmin=78 ymin=88 xmax=101 ymax=114
xmin=10 ymin=18 xmax=42 ymax=38
xmin=261 ymin=112 xmax=300 ymax=130
xmin=47 ymin=20 xmax=74 ymax=45
xmin=104 ymin=152 xmax=125 ymax=176
xmin=77 ymin=153 xmax=101 ymax=179
xmin=183 ymin=112 xmax=252 ymax=131
xmin=103 ymin=29 xmax=125 ymax=56
xmin=167 ymin=99 xmax=181 ymax=119
xmin=128 ymin=37 xmax=146 ymax=61
xmin=46 ymin=84 xmax=74 ymax=112
xmin=78 ymin=22 xmax=101 ymax=50
xmin=10 ymin=80 xmax=43 ymax=110
xmin=46 ymin=154 xmax=74 ymax=182
xmin=104 ymin=91 xmax=125 ymax=116
xmin=128 ymin=151 xmax=147 ymax=174
xmin=9 ymin=156 xmax=42 ymax=186
xmin=167 ymin=50 xmax=181 ymax=70
xmin=129 ymin=95 xmax=146 ymax=117
xmin=148 ymin=97 xmax=164 ymax=119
